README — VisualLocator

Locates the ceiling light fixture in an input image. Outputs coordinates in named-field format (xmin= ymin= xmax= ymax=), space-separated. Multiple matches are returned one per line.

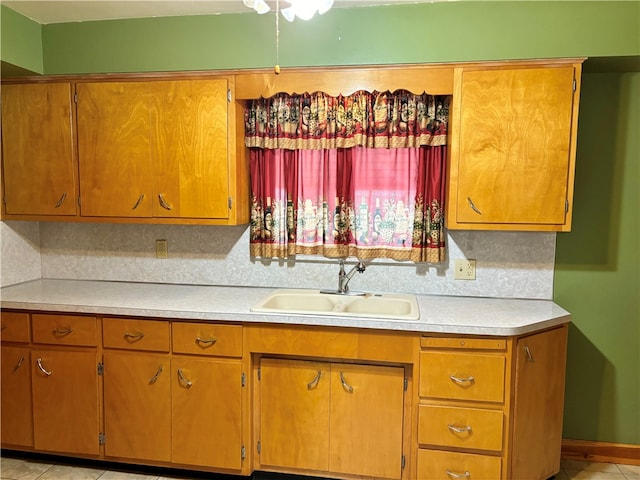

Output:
xmin=243 ymin=0 xmax=334 ymax=21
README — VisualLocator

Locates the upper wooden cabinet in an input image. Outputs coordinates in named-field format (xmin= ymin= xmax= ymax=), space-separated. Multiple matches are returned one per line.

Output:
xmin=1 ymin=83 xmax=78 ymax=216
xmin=76 ymin=79 xmax=234 ymax=220
xmin=447 ymin=62 xmax=582 ymax=231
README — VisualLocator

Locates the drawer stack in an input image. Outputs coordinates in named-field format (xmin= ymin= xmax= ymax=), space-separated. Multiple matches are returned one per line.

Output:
xmin=417 ymin=336 xmax=508 ymax=479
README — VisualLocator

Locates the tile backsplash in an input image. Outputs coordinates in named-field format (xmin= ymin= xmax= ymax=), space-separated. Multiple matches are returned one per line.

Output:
xmin=1 ymin=221 xmax=556 ymax=299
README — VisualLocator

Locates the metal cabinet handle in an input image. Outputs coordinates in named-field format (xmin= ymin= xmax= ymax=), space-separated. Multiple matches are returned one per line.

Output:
xmin=467 ymin=197 xmax=482 ymax=215
xmin=53 ymin=327 xmax=73 ymax=337
xmin=37 ymin=358 xmax=52 ymax=376
xmin=55 ymin=192 xmax=67 ymax=208
xmin=446 ymin=470 xmax=471 ymax=479
xmin=339 ymin=372 xmax=354 ymax=393
xmin=307 ymin=370 xmax=322 ymax=390
xmin=149 ymin=365 xmax=163 ymax=384
xmin=124 ymin=331 xmax=145 ymax=342
xmin=525 ymin=345 xmax=535 ymax=362
xmin=158 ymin=194 xmax=173 ymax=211
xmin=447 ymin=424 xmax=472 ymax=434
xmin=12 ymin=355 xmax=25 ymax=373
xmin=177 ymin=368 xmax=192 ymax=388
xmin=195 ymin=337 xmax=217 ymax=347
xmin=450 ymin=374 xmax=475 ymax=385
xmin=132 ymin=194 xmax=145 ymax=210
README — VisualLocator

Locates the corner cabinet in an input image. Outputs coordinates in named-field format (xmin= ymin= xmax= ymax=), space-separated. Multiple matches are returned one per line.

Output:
xmin=76 ymin=78 xmax=242 ymax=222
xmin=1 ymin=83 xmax=78 ymax=216
xmin=447 ymin=61 xmax=582 ymax=231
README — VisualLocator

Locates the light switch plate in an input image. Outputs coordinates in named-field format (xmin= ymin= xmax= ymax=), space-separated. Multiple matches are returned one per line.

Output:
xmin=454 ymin=259 xmax=476 ymax=280
xmin=155 ymin=239 xmax=168 ymax=259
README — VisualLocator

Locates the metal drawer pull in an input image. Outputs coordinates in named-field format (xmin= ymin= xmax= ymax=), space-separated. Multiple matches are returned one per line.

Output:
xmin=525 ymin=345 xmax=535 ymax=362
xmin=195 ymin=337 xmax=217 ymax=347
xmin=53 ymin=327 xmax=73 ymax=336
xmin=149 ymin=365 xmax=163 ymax=384
xmin=158 ymin=194 xmax=173 ymax=211
xmin=37 ymin=358 xmax=52 ymax=376
xmin=177 ymin=368 xmax=192 ymax=388
xmin=339 ymin=372 xmax=354 ymax=393
xmin=307 ymin=370 xmax=322 ymax=390
xmin=55 ymin=192 xmax=67 ymax=208
xmin=124 ymin=331 xmax=145 ymax=341
xmin=132 ymin=194 xmax=145 ymax=210
xmin=12 ymin=355 xmax=25 ymax=373
xmin=446 ymin=470 xmax=470 ymax=479
xmin=450 ymin=374 xmax=475 ymax=385
xmin=447 ymin=424 xmax=472 ymax=434
xmin=467 ymin=197 xmax=482 ymax=215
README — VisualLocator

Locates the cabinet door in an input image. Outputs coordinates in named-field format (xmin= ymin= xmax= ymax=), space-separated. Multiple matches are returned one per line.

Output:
xmin=1 ymin=346 xmax=33 ymax=447
xmin=259 ymin=358 xmax=330 ymax=471
xmin=1 ymin=83 xmax=77 ymax=216
xmin=171 ymin=356 xmax=242 ymax=469
xmin=450 ymin=66 xmax=578 ymax=230
xmin=31 ymin=349 xmax=100 ymax=455
xmin=151 ymin=79 xmax=230 ymax=219
xmin=103 ymin=351 xmax=170 ymax=462
xmin=511 ymin=326 xmax=568 ymax=480
xmin=329 ymin=363 xmax=405 ymax=479
xmin=77 ymin=82 xmax=153 ymax=217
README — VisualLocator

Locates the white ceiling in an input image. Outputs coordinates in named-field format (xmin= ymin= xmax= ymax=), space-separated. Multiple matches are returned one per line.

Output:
xmin=1 ymin=0 xmax=433 ymax=24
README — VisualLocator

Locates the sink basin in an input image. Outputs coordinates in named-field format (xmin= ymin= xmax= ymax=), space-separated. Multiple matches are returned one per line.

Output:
xmin=251 ymin=289 xmax=419 ymax=320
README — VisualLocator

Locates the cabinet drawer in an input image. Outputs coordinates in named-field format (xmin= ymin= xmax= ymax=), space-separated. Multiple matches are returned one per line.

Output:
xmin=420 ymin=351 xmax=505 ymax=403
xmin=417 ymin=449 xmax=501 ymax=480
xmin=172 ymin=322 xmax=242 ymax=357
xmin=421 ymin=336 xmax=506 ymax=351
xmin=418 ymin=404 xmax=503 ymax=452
xmin=103 ymin=318 xmax=170 ymax=352
xmin=32 ymin=314 xmax=97 ymax=346
xmin=1 ymin=311 xmax=30 ymax=343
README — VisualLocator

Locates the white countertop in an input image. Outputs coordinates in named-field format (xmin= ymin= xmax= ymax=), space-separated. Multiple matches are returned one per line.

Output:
xmin=0 ymin=279 xmax=570 ymax=336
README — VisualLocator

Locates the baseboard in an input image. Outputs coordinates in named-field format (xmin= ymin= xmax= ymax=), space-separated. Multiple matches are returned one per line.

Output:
xmin=562 ymin=439 xmax=640 ymax=466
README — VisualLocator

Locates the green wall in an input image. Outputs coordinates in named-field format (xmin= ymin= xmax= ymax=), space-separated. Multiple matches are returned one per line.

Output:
xmin=2 ymin=1 xmax=639 ymax=446
xmin=0 ymin=4 xmax=43 ymax=74
xmin=555 ymin=72 xmax=640 ymax=445
xmin=39 ymin=1 xmax=640 ymax=74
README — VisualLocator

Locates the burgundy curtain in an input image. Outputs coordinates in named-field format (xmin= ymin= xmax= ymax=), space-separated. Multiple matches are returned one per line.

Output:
xmin=247 ymin=91 xmax=450 ymax=263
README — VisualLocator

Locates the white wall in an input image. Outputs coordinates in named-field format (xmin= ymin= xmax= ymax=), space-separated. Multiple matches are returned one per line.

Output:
xmin=0 ymin=221 xmax=558 ymax=299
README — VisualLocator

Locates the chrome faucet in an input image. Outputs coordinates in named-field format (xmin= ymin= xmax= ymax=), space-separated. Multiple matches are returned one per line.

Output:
xmin=337 ymin=259 xmax=366 ymax=294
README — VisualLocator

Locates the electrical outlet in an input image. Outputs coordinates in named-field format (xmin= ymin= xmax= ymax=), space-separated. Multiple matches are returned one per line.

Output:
xmin=155 ymin=239 xmax=168 ymax=259
xmin=454 ymin=259 xmax=476 ymax=280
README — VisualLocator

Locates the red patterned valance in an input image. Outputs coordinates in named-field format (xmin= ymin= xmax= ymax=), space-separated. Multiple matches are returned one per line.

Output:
xmin=245 ymin=90 xmax=449 ymax=150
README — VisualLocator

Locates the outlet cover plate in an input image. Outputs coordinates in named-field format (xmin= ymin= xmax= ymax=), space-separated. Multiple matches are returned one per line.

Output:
xmin=454 ymin=259 xmax=476 ymax=280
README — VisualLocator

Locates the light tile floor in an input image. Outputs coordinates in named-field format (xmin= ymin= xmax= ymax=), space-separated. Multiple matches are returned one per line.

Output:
xmin=1 ymin=452 xmax=639 ymax=480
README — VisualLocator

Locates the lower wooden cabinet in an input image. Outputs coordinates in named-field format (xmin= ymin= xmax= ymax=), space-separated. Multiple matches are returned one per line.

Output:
xmin=103 ymin=351 xmax=172 ymax=462
xmin=1 ymin=345 xmax=33 ymax=447
xmin=171 ymin=356 xmax=243 ymax=469
xmin=259 ymin=357 xmax=405 ymax=479
xmin=0 ymin=309 xmax=568 ymax=480
xmin=32 ymin=349 xmax=101 ymax=455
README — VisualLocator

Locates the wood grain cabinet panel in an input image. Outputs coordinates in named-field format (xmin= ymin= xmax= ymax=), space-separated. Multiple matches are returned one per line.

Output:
xmin=1 ymin=83 xmax=77 ymax=216
xmin=171 ymin=356 xmax=243 ymax=469
xmin=448 ymin=63 xmax=581 ymax=231
xmin=1 ymin=346 xmax=33 ymax=447
xmin=1 ymin=311 xmax=30 ymax=343
xmin=259 ymin=357 xmax=405 ymax=479
xmin=172 ymin=322 xmax=242 ymax=357
xmin=32 ymin=349 xmax=100 ymax=456
xmin=419 ymin=350 xmax=505 ymax=403
xmin=32 ymin=314 xmax=97 ymax=347
xmin=103 ymin=317 xmax=170 ymax=352
xmin=103 ymin=351 xmax=171 ymax=462
xmin=76 ymin=79 xmax=232 ymax=220
xmin=417 ymin=449 xmax=502 ymax=480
